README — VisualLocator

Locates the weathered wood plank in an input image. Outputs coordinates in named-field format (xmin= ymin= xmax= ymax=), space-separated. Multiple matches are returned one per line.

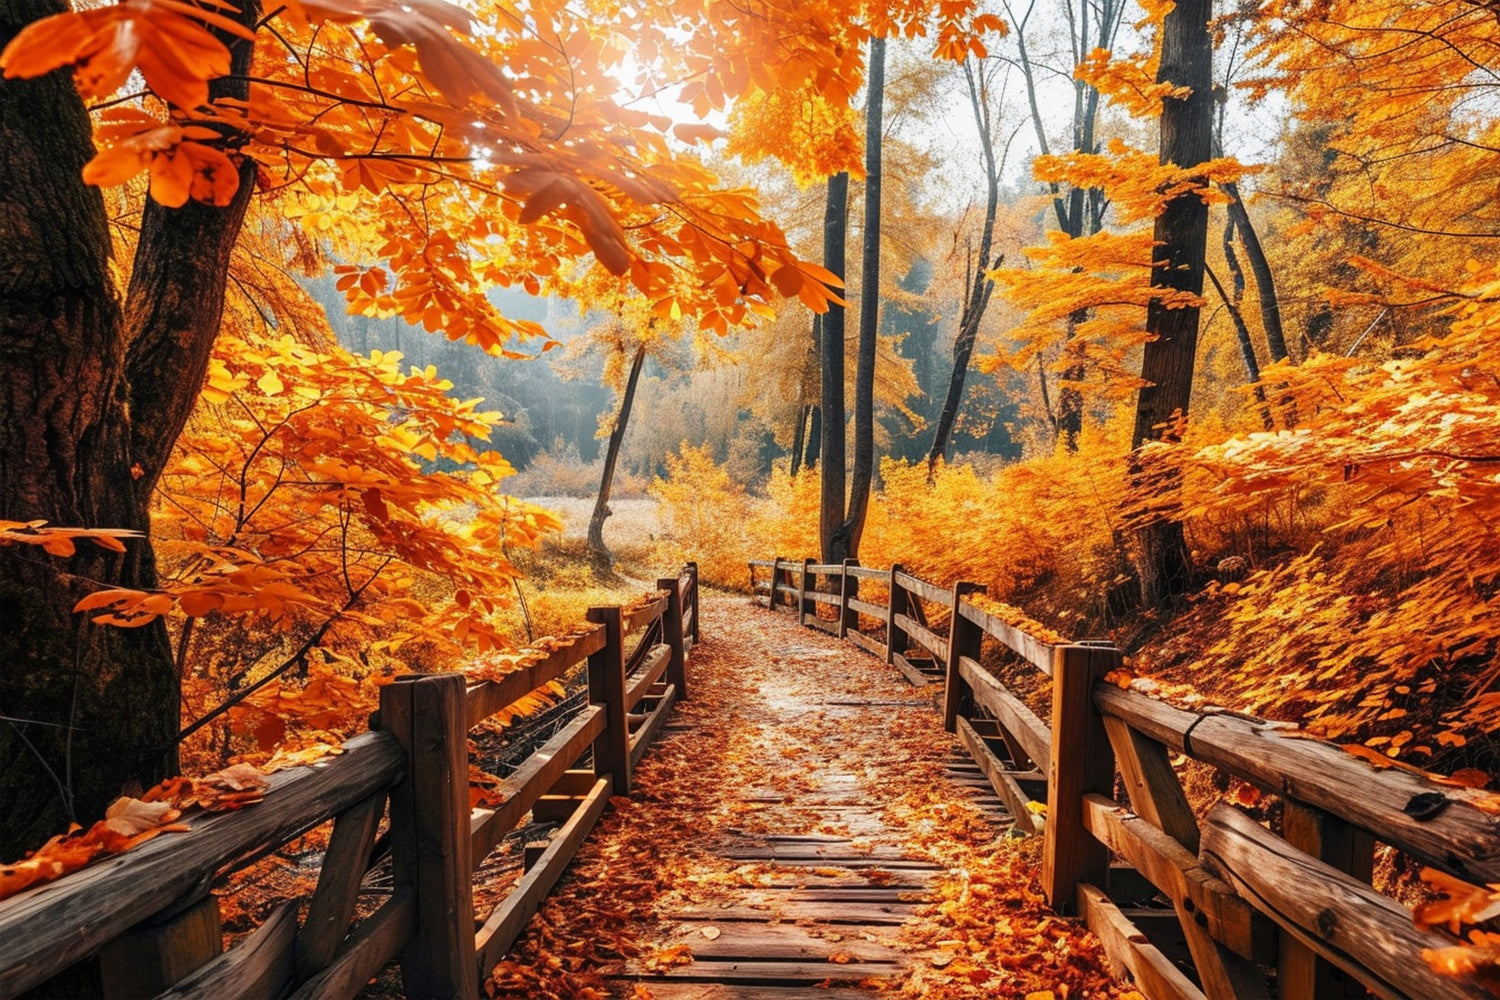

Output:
xmin=464 ymin=628 xmax=603 ymax=728
xmin=942 ymin=583 xmax=984 ymax=733
xmin=610 ymin=959 xmax=898 ymax=983
xmin=156 ymin=902 xmax=296 ymax=1000
xmin=959 ymin=656 xmax=1051 ymax=772
xmin=1042 ymin=644 xmax=1118 ymax=915
xmin=295 ymin=792 xmax=385 ymax=980
xmin=473 ymin=778 xmax=611 ymax=974
xmin=1104 ymin=716 xmax=1199 ymax=854
xmin=842 ymin=565 xmax=889 ymax=581
xmin=605 ymin=983 xmax=873 ymax=999
xmin=956 ymin=716 xmax=1042 ymax=835
xmin=387 ymin=674 xmax=476 ymax=999
xmin=624 ymin=593 xmax=669 ymax=633
xmin=662 ymin=922 xmax=901 ymax=962
xmin=1082 ymin=794 xmax=1273 ymax=963
xmin=657 ymin=576 xmax=689 ymax=702
xmin=846 ymin=629 xmax=884 ymax=658
xmin=101 ymin=893 xmax=222 ymax=999
xmin=587 ymin=605 xmax=631 ymax=796
xmin=662 ymin=902 xmax=916 ymax=925
xmin=286 ymin=893 xmax=414 ymax=1000
xmin=893 ymin=613 xmax=948 ymax=663
xmin=626 ymin=644 xmax=671 ymax=711
xmin=890 ymin=652 xmax=932 ymax=688
xmin=846 ymin=597 xmax=884 ymax=618
xmin=629 ymin=684 xmax=678 ymax=770
xmin=1095 ymin=686 xmax=1500 ymax=882
xmin=892 ymin=570 xmax=950 ymax=606
xmin=0 ymin=731 xmax=403 ymax=999
xmin=955 ymin=598 xmax=1055 ymax=674
xmin=1078 ymin=884 xmax=1204 ymax=1000
xmin=1201 ymin=803 xmax=1493 ymax=1000
xmin=1278 ymin=803 xmax=1374 ymax=999
xmin=470 ymin=706 xmax=605 ymax=861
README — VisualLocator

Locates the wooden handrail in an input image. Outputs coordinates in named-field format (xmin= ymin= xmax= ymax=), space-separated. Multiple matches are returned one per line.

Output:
xmin=0 ymin=730 xmax=404 ymax=997
xmin=751 ymin=552 xmax=1495 ymax=1000
xmin=2 ymin=563 xmax=704 ymax=1000
xmin=1096 ymin=684 xmax=1500 ymax=882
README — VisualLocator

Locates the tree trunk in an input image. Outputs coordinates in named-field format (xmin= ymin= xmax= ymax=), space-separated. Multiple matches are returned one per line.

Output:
xmin=790 ymin=401 xmax=808 ymax=476
xmin=587 ymin=344 xmax=646 ymax=575
xmin=837 ymin=35 xmax=884 ymax=562
xmin=927 ymin=55 xmax=1001 ymax=477
xmin=1222 ymin=179 xmax=1288 ymax=363
xmin=1204 ymin=263 xmax=1274 ymax=430
xmin=1130 ymin=0 xmax=1213 ymax=607
xmin=805 ymin=404 xmax=821 ymax=470
xmin=0 ymin=0 xmax=257 ymax=856
xmin=818 ymin=172 xmax=849 ymax=564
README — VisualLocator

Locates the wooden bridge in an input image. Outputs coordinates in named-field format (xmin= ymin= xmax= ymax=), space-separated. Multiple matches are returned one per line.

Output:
xmin=0 ymin=559 xmax=1495 ymax=999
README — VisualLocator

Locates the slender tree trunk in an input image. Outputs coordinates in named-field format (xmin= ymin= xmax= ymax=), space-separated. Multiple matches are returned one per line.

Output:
xmin=790 ymin=401 xmax=808 ymax=477
xmin=838 ymin=35 xmax=884 ymax=561
xmin=805 ymin=404 xmax=821 ymax=470
xmin=0 ymin=0 xmax=258 ymax=855
xmin=1131 ymin=0 xmax=1213 ymax=607
xmin=587 ymin=344 xmax=646 ymax=575
xmin=818 ymin=173 xmax=849 ymax=564
xmin=927 ymin=56 xmax=1001 ymax=477
xmin=1204 ymin=263 xmax=1274 ymax=430
xmin=1222 ymin=179 xmax=1288 ymax=363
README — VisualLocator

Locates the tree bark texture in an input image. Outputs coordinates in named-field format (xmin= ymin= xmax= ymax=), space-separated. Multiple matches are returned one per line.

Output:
xmin=1130 ymin=0 xmax=1213 ymax=607
xmin=837 ymin=35 xmax=884 ymax=562
xmin=1222 ymin=179 xmax=1288 ymax=363
xmin=0 ymin=0 xmax=257 ymax=854
xmin=588 ymin=344 xmax=647 ymax=574
xmin=927 ymin=55 xmax=999 ymax=477
xmin=818 ymin=173 xmax=849 ymax=565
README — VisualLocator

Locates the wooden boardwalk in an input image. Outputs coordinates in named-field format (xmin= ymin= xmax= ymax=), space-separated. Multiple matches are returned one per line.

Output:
xmin=7 ymin=559 xmax=1493 ymax=999
xmin=491 ymin=596 xmax=1049 ymax=999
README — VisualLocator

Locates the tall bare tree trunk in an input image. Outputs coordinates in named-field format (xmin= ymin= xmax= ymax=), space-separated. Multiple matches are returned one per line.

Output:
xmin=587 ymin=344 xmax=647 ymax=575
xmin=927 ymin=56 xmax=1002 ymax=478
xmin=818 ymin=172 xmax=849 ymax=564
xmin=838 ymin=35 xmax=884 ymax=561
xmin=1131 ymin=0 xmax=1213 ymax=607
xmin=1222 ymin=179 xmax=1288 ymax=363
xmin=805 ymin=404 xmax=821 ymax=470
xmin=0 ymin=0 xmax=257 ymax=855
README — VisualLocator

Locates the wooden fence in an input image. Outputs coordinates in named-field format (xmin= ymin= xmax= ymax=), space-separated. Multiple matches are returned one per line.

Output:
xmin=0 ymin=564 xmax=699 ymax=1000
xmin=750 ymin=556 xmax=1497 ymax=1000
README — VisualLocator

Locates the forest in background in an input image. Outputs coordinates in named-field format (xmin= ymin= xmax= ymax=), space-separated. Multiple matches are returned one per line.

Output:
xmin=2 ymin=1 xmax=1499 ymax=976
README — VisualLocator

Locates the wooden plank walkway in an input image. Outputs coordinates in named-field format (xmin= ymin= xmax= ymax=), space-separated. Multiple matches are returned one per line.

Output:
xmin=486 ymin=594 xmax=1123 ymax=1000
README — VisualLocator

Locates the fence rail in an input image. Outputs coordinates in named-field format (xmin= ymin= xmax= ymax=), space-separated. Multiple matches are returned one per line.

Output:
xmin=747 ymin=556 xmax=1497 ymax=1000
xmin=0 ymin=564 xmax=701 ymax=1000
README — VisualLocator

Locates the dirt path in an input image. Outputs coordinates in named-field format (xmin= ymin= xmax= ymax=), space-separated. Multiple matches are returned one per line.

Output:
xmin=487 ymin=593 xmax=1132 ymax=1000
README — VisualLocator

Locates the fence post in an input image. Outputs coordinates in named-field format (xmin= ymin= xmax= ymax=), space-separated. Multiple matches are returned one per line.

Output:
xmin=382 ymin=673 xmax=477 ymax=999
xmin=885 ymin=563 xmax=907 ymax=664
xmin=799 ymin=557 xmax=816 ymax=626
xmin=768 ymin=556 xmax=782 ymax=610
xmin=838 ymin=559 xmax=858 ymax=638
xmin=587 ymin=605 xmax=631 ymax=795
xmin=942 ymin=582 xmax=985 ymax=733
xmin=97 ymin=893 xmax=222 ymax=998
xmin=686 ymin=561 xmax=700 ymax=641
xmin=1278 ymin=804 xmax=1375 ymax=998
xmin=657 ymin=574 xmax=688 ymax=701
xmin=1041 ymin=643 xmax=1119 ymax=915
